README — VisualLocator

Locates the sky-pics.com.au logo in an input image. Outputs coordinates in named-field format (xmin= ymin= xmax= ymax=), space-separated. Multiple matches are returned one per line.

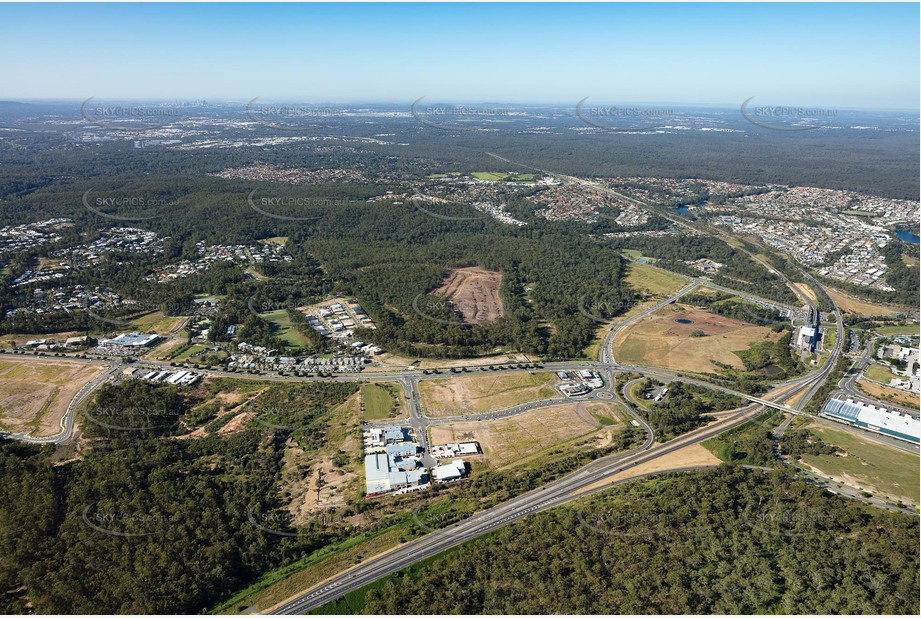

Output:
xmin=81 ymin=98 xmax=206 ymax=131
xmin=577 ymin=506 xmax=680 ymax=539
xmin=409 ymin=196 xmax=489 ymax=222
xmin=246 ymin=97 xmax=346 ymax=131
xmin=249 ymin=404 xmax=314 ymax=432
xmin=411 ymin=97 xmax=515 ymax=131
xmin=576 ymin=97 xmax=675 ymax=132
xmin=741 ymin=499 xmax=840 ymax=538
xmin=82 ymin=405 xmax=183 ymax=433
xmin=247 ymin=506 xmax=345 ymax=537
xmin=576 ymin=295 xmax=632 ymax=324
xmin=82 ymin=189 xmax=177 ymax=221
xmin=411 ymin=506 xmax=476 ymax=538
xmin=247 ymin=190 xmax=342 ymax=222
xmin=82 ymin=503 xmax=178 ymax=538
xmin=740 ymin=97 xmax=838 ymax=131
xmin=411 ymin=293 xmax=486 ymax=327
xmin=246 ymin=296 xmax=311 ymax=330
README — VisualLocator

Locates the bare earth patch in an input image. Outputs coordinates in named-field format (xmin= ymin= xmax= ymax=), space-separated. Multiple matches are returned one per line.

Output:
xmin=432 ymin=266 xmax=504 ymax=324
xmin=0 ymin=357 xmax=108 ymax=438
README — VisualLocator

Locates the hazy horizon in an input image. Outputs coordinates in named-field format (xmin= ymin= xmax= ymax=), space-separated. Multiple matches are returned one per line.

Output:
xmin=1 ymin=3 xmax=918 ymax=110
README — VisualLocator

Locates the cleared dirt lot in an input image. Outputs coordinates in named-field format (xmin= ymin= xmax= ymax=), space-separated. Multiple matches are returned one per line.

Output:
xmin=429 ymin=402 xmax=624 ymax=469
xmin=432 ymin=266 xmax=504 ymax=324
xmin=612 ymin=305 xmax=780 ymax=373
xmin=419 ymin=371 xmax=559 ymax=418
xmin=0 ymin=357 xmax=107 ymax=438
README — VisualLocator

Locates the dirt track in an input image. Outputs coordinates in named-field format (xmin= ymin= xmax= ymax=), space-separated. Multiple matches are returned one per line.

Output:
xmin=433 ymin=267 xmax=504 ymax=324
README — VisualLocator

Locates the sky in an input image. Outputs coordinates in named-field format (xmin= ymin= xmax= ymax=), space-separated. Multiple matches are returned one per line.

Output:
xmin=0 ymin=2 xmax=918 ymax=110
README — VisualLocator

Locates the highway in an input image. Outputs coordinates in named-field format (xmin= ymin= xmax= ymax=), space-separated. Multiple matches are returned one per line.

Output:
xmin=265 ymin=157 xmax=920 ymax=614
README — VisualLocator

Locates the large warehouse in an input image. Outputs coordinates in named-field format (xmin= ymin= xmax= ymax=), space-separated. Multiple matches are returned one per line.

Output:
xmin=821 ymin=395 xmax=920 ymax=444
xmin=364 ymin=452 xmax=426 ymax=496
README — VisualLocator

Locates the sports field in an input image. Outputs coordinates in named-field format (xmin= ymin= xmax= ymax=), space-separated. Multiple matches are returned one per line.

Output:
xmin=612 ymin=304 xmax=781 ymax=373
xmin=419 ymin=372 xmax=559 ymax=418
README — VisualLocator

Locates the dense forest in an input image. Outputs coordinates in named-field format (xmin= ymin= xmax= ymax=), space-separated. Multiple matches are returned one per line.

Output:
xmin=0 ymin=380 xmax=365 ymax=614
xmin=360 ymin=466 xmax=919 ymax=614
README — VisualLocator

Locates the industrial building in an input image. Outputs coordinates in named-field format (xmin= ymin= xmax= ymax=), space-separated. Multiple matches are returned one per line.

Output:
xmin=557 ymin=370 xmax=604 ymax=397
xmin=364 ymin=452 xmax=427 ymax=496
xmin=100 ymin=331 xmax=161 ymax=347
xmin=821 ymin=395 xmax=920 ymax=444
xmin=430 ymin=442 xmax=480 ymax=459
xmin=432 ymin=459 xmax=467 ymax=483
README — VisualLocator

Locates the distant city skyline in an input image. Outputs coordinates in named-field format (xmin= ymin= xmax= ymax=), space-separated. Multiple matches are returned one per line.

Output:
xmin=1 ymin=2 xmax=918 ymax=110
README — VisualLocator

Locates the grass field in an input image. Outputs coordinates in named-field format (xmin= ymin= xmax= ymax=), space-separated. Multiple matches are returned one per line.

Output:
xmin=130 ymin=311 xmax=186 ymax=334
xmin=841 ymin=210 xmax=878 ymax=218
xmin=471 ymin=171 xmax=508 ymax=181
xmin=361 ymin=383 xmax=406 ymax=421
xmin=429 ymin=402 xmax=624 ymax=469
xmin=0 ymin=357 xmax=107 ymax=437
xmin=260 ymin=236 xmax=289 ymax=246
xmin=874 ymin=324 xmax=920 ymax=337
xmin=171 ymin=344 xmax=210 ymax=362
xmin=826 ymin=287 xmax=905 ymax=316
xmin=862 ymin=364 xmax=901 ymax=384
xmin=624 ymin=261 xmax=687 ymax=297
xmin=612 ymin=304 xmax=780 ymax=373
xmin=856 ymin=379 xmax=920 ymax=409
xmin=259 ymin=309 xmax=311 ymax=347
xmin=798 ymin=421 xmax=919 ymax=505
xmin=419 ymin=372 xmax=559 ymax=418
xmin=822 ymin=327 xmax=837 ymax=351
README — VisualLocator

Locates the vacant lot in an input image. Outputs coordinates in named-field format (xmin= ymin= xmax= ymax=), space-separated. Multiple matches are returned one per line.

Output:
xmin=826 ymin=288 xmax=905 ymax=316
xmin=361 ymin=382 xmax=407 ymax=421
xmin=431 ymin=266 xmax=504 ymax=325
xmin=612 ymin=305 xmax=780 ymax=373
xmin=856 ymin=379 xmax=920 ymax=409
xmin=789 ymin=282 xmax=818 ymax=304
xmin=419 ymin=372 xmax=559 ymax=418
xmin=130 ymin=310 xmax=187 ymax=334
xmin=0 ymin=358 xmax=107 ymax=438
xmin=798 ymin=421 xmax=919 ymax=505
xmin=259 ymin=309 xmax=312 ymax=347
xmin=875 ymin=324 xmax=920 ymax=337
xmin=429 ymin=402 xmax=624 ymax=469
xmin=862 ymin=364 xmax=901 ymax=385
xmin=624 ymin=261 xmax=687 ymax=298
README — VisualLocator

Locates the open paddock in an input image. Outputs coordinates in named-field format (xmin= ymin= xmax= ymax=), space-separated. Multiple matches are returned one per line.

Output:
xmin=429 ymin=402 xmax=625 ymax=469
xmin=612 ymin=305 xmax=781 ymax=373
xmin=419 ymin=371 xmax=559 ymax=418
xmin=0 ymin=357 xmax=108 ymax=438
